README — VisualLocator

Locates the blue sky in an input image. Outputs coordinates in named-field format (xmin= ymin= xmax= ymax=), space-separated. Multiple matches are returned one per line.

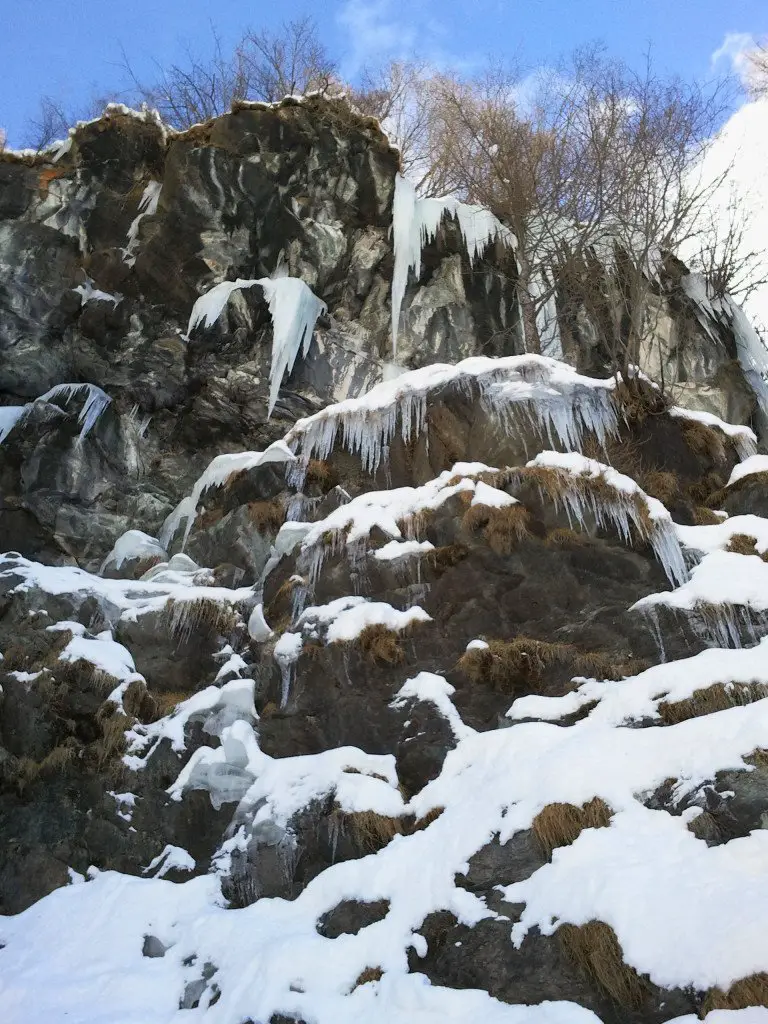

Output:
xmin=1 ymin=0 xmax=767 ymax=145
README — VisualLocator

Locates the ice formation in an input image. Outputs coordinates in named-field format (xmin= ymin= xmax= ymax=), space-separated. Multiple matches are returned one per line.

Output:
xmin=100 ymin=531 xmax=167 ymax=574
xmin=524 ymin=451 xmax=688 ymax=586
xmin=273 ymin=631 xmax=303 ymax=707
xmin=391 ymin=173 xmax=516 ymax=356
xmin=633 ymin=549 xmax=768 ymax=648
xmin=668 ymin=405 xmax=757 ymax=460
xmin=159 ymin=441 xmax=294 ymax=550
xmin=123 ymin=181 xmax=162 ymax=266
xmin=680 ymin=272 xmax=768 ymax=422
xmin=0 ymin=383 xmax=111 ymax=446
xmin=286 ymin=354 xmax=619 ymax=475
xmin=186 ymin=275 xmax=326 ymax=415
xmin=73 ymin=277 xmax=121 ymax=307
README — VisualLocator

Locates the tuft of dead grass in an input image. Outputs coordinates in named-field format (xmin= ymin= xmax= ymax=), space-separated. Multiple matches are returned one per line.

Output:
xmin=693 ymin=506 xmax=723 ymax=526
xmin=150 ymin=690 xmax=189 ymax=719
xmin=532 ymin=798 xmax=612 ymax=859
xmin=702 ymin=973 xmax=768 ymax=1014
xmin=305 ymin=459 xmax=339 ymax=490
xmin=559 ymin=920 xmax=650 ymax=1006
xmin=612 ymin=380 xmax=669 ymax=426
xmin=457 ymin=638 xmax=640 ymax=695
xmin=463 ymin=502 xmax=531 ymax=555
xmin=640 ymin=470 xmax=679 ymax=506
xmin=163 ymin=597 xmax=238 ymax=641
xmin=331 ymin=807 xmax=404 ymax=853
xmin=355 ymin=624 xmax=405 ymax=665
xmin=725 ymin=533 xmax=768 ymax=562
xmin=246 ymin=499 xmax=285 ymax=534
xmin=658 ymin=681 xmax=768 ymax=725
xmin=408 ymin=806 xmax=445 ymax=832
xmin=427 ymin=543 xmax=470 ymax=571
xmin=397 ymin=508 xmax=434 ymax=540
xmin=122 ymin=678 xmax=157 ymax=722
xmin=681 ymin=420 xmax=727 ymax=465
xmin=352 ymin=966 xmax=383 ymax=989
xmin=93 ymin=704 xmax=131 ymax=767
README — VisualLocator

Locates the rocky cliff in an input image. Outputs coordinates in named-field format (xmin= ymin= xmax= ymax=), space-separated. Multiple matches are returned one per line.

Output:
xmin=2 ymin=98 xmax=768 ymax=1024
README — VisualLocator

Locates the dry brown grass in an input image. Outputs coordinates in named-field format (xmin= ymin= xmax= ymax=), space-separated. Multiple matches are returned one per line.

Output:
xmin=352 ymin=966 xmax=383 ymax=989
xmin=355 ymin=624 xmax=406 ymax=665
xmin=640 ymin=469 xmax=679 ymax=505
xmin=658 ymin=681 xmax=768 ymax=725
xmin=725 ymin=533 xmax=768 ymax=562
xmin=305 ymin=459 xmax=339 ymax=490
xmin=130 ymin=555 xmax=164 ymax=579
xmin=332 ymin=808 xmax=404 ymax=853
xmin=2 ymin=628 xmax=73 ymax=674
xmin=517 ymin=463 xmax=657 ymax=542
xmin=163 ymin=597 xmax=238 ymax=640
xmin=681 ymin=420 xmax=727 ymax=465
xmin=150 ymin=690 xmax=189 ymax=718
xmin=122 ymin=678 xmax=156 ymax=721
xmin=246 ymin=499 xmax=285 ymax=534
xmin=93 ymin=708 xmax=130 ymax=767
xmin=198 ymin=507 xmax=225 ymax=530
xmin=532 ymin=798 xmax=612 ymax=859
xmin=559 ymin=920 xmax=650 ymax=1006
xmin=746 ymin=748 xmax=768 ymax=769
xmin=693 ymin=506 xmax=724 ymax=526
xmin=457 ymin=638 xmax=640 ymax=695
xmin=408 ymin=806 xmax=445 ymax=832
xmin=702 ymin=973 xmax=768 ymax=1014
xmin=427 ymin=543 xmax=470 ymax=571
xmin=688 ymin=470 xmax=728 ymax=506
xmin=397 ymin=508 xmax=434 ymax=540
xmin=463 ymin=502 xmax=531 ymax=554
xmin=612 ymin=380 xmax=669 ymax=425
xmin=264 ymin=575 xmax=302 ymax=625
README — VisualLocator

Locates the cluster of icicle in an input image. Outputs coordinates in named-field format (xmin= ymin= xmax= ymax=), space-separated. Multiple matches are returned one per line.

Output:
xmin=391 ymin=173 xmax=516 ymax=356
xmin=159 ymin=441 xmax=295 ymax=551
xmin=186 ymin=275 xmax=326 ymax=416
xmin=522 ymin=451 xmax=688 ymax=586
xmin=0 ymin=383 xmax=111 ymax=446
xmin=285 ymin=354 xmax=619 ymax=478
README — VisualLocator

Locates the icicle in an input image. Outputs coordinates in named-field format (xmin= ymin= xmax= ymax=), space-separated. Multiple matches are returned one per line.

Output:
xmin=260 ymin=277 xmax=326 ymax=415
xmin=124 ymin=181 xmax=162 ymax=266
xmin=186 ymin=276 xmax=326 ymax=417
xmin=159 ymin=441 xmax=294 ymax=551
xmin=36 ymin=383 xmax=112 ymax=442
xmin=391 ymin=173 xmax=516 ymax=356
xmin=273 ymin=632 xmax=303 ymax=708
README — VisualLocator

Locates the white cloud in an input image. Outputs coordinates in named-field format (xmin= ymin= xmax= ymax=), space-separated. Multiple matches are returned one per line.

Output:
xmin=336 ymin=0 xmax=417 ymax=77
xmin=711 ymin=31 xmax=758 ymax=88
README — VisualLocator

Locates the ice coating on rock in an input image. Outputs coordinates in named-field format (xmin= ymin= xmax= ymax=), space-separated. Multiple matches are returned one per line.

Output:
xmin=159 ymin=441 xmax=294 ymax=550
xmin=391 ymin=173 xmax=516 ymax=356
xmin=286 ymin=354 xmax=619 ymax=476
xmin=186 ymin=275 xmax=326 ymax=416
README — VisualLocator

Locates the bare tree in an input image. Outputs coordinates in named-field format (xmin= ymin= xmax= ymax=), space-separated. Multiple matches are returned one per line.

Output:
xmin=351 ymin=61 xmax=457 ymax=194
xmin=126 ymin=18 xmax=337 ymax=129
xmin=421 ymin=50 xmax=747 ymax=383
xmin=23 ymin=93 xmax=111 ymax=151
xmin=237 ymin=17 xmax=338 ymax=101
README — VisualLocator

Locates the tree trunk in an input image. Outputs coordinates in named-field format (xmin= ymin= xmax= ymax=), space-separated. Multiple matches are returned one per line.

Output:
xmin=516 ymin=252 xmax=541 ymax=354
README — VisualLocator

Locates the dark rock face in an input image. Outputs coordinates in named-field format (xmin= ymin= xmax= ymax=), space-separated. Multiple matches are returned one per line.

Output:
xmin=2 ymin=98 xmax=768 ymax=1023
